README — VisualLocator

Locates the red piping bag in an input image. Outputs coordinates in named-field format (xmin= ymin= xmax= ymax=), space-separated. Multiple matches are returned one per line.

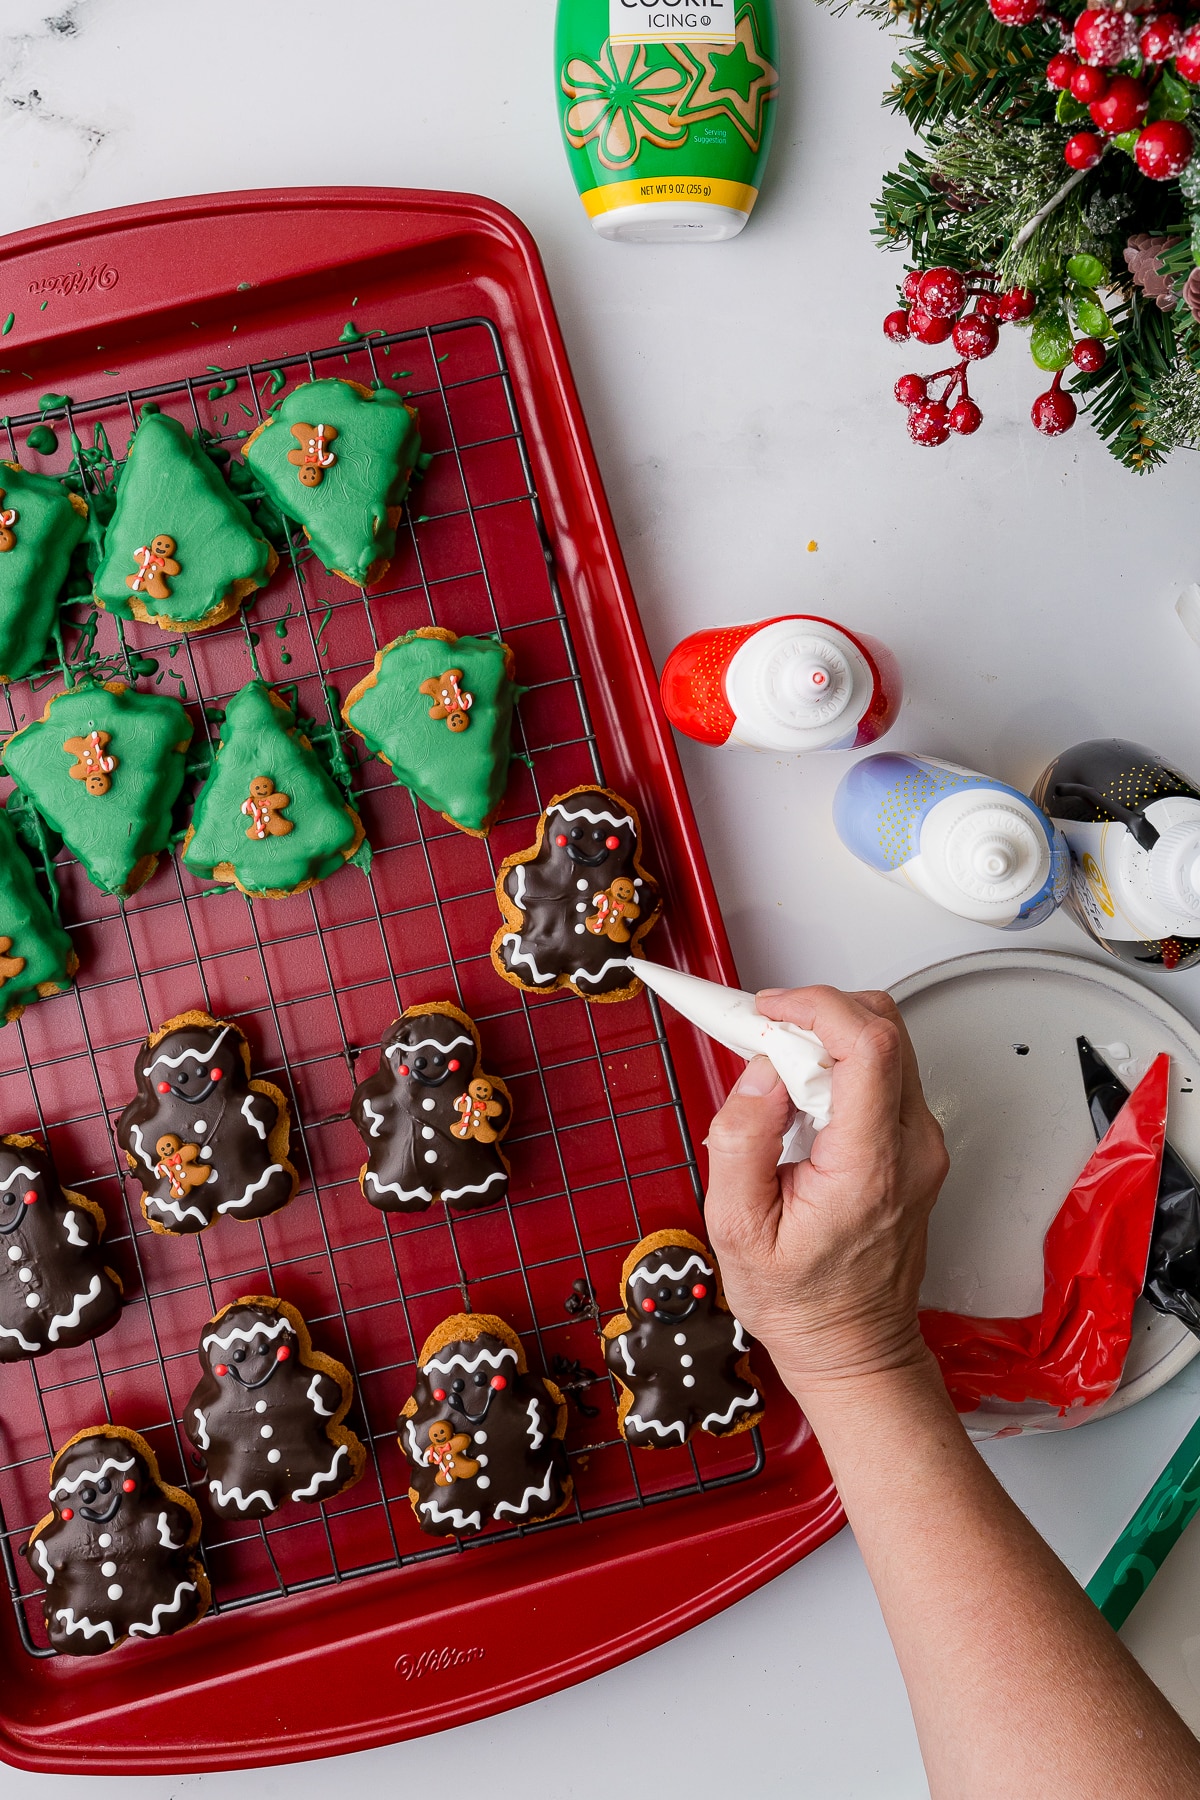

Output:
xmin=920 ymin=1053 xmax=1169 ymax=1417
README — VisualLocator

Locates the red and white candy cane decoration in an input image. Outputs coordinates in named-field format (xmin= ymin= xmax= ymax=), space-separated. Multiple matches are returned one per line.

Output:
xmin=453 ymin=1090 xmax=487 ymax=1134
xmin=155 ymin=1149 xmax=189 ymax=1198
xmin=80 ymin=731 xmax=115 ymax=778
xmin=301 ymin=424 xmax=336 ymax=472
xmin=130 ymin=544 xmax=166 ymax=591
xmin=241 ymin=794 xmax=271 ymax=839
xmin=428 ymin=1441 xmax=460 ymax=1481
xmin=439 ymin=673 xmax=472 ymax=717
xmin=587 ymin=889 xmax=628 ymax=933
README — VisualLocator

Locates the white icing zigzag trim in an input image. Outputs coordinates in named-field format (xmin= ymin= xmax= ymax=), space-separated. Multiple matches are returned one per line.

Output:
xmin=291 ymin=1442 xmax=348 ymax=1501
xmin=441 ymin=1169 xmax=506 ymax=1203
xmin=147 ymin=1191 xmax=208 ymax=1227
xmin=388 ymin=1035 xmax=473 ymax=1058
xmin=500 ymin=932 xmax=555 ymax=986
xmin=143 ymin=1025 xmax=230 ymax=1078
xmin=701 ymin=1391 xmax=759 ymax=1432
xmin=404 ymin=1417 xmax=427 ymax=1466
xmin=204 ymin=1316 xmax=291 ymax=1354
xmin=0 ymin=1164 xmax=37 ymax=1191
xmin=216 ymin=1163 xmax=284 ymax=1215
xmin=0 ymin=1323 xmax=39 ymax=1353
xmin=128 ymin=1580 xmax=197 ymax=1637
xmin=55 ymin=1607 xmax=115 ymax=1644
xmin=571 ymin=955 xmax=638 ymax=988
xmin=492 ymin=1465 xmax=556 ymax=1520
xmin=511 ymin=863 xmax=527 ymax=909
xmin=157 ymin=1509 xmax=184 ymax=1548
xmin=307 ymin=1373 xmax=333 ymax=1417
xmin=424 ymin=1345 xmax=517 ymax=1378
xmin=361 ymin=1098 xmax=385 ymax=1139
xmin=613 ymin=1334 xmax=636 ymax=1378
xmin=732 ymin=1319 xmax=748 ymax=1355
xmin=62 ymin=1210 xmax=87 ymax=1248
xmin=51 ymin=1454 xmax=135 ymax=1499
xmin=525 ymin=1396 xmax=544 ymax=1451
xmin=210 ymin=1479 xmax=274 ymax=1511
xmin=191 ymin=1408 xmax=210 ymax=1451
xmin=546 ymin=802 xmax=633 ymax=830
xmin=32 ymin=1538 xmax=54 ymax=1584
xmin=628 ymin=1254 xmax=712 ymax=1289
xmin=420 ymin=1496 xmax=482 ymax=1531
xmin=241 ymin=1094 xmax=267 ymax=1140
xmin=366 ymin=1170 xmax=432 ymax=1205
xmin=47 ymin=1276 xmax=102 ymax=1342
xmin=626 ymin=1412 xmax=686 ymax=1443
xmin=128 ymin=1121 xmax=155 ymax=1174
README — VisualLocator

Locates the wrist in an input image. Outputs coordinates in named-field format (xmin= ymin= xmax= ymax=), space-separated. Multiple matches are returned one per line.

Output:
xmin=777 ymin=1343 xmax=950 ymax=1428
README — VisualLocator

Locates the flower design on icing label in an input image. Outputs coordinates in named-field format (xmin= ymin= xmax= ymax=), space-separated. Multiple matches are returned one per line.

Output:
xmin=561 ymin=41 xmax=690 ymax=171
xmin=241 ymin=776 xmax=293 ymax=840
xmin=286 ymin=421 xmax=338 ymax=487
xmin=0 ymin=490 xmax=18 ymax=552
xmin=63 ymin=729 xmax=118 ymax=797
xmin=126 ymin=535 xmax=180 ymax=601
xmin=0 ymin=938 xmax=26 ymax=989
xmin=419 ymin=667 xmax=473 ymax=733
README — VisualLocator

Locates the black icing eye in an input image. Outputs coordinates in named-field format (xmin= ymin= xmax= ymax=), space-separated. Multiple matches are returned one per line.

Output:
xmin=677 ymin=1286 xmax=688 ymax=1298
xmin=658 ymin=1285 xmax=672 ymax=1301
xmin=570 ymin=826 xmax=583 ymax=840
xmin=414 ymin=1056 xmax=426 ymax=1071
xmin=473 ymin=1373 xmax=487 ymax=1387
xmin=451 ymin=1378 xmax=465 ymax=1394
xmin=2 ymin=1192 xmax=15 ymax=1207
xmin=232 ymin=1346 xmax=247 ymax=1363
xmin=96 ymin=1477 xmax=111 ymax=1495
xmin=79 ymin=1485 xmax=96 ymax=1505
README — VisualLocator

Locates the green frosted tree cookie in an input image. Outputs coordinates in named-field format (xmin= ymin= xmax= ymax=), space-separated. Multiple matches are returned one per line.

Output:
xmin=241 ymin=378 xmax=421 ymax=587
xmin=4 ymin=681 xmax=194 ymax=897
xmin=0 ymin=463 xmax=88 ymax=683
xmin=182 ymin=680 xmax=365 ymax=898
xmin=93 ymin=412 xmax=277 ymax=632
xmin=342 ymin=627 xmax=523 ymax=835
xmin=0 ymin=804 xmax=76 ymax=1023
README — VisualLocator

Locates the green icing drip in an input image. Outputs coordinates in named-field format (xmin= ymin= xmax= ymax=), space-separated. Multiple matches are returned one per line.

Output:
xmin=25 ymin=425 xmax=57 ymax=455
xmin=343 ymin=631 xmax=523 ymax=833
xmin=128 ymin=654 xmax=157 ymax=677
xmin=338 ymin=321 xmax=365 ymax=344
xmin=183 ymin=680 xmax=363 ymax=896
xmin=0 ymin=803 xmax=74 ymax=1016
xmin=0 ymin=466 xmax=88 ymax=681
xmin=38 ymin=393 xmax=70 ymax=412
xmin=92 ymin=412 xmax=274 ymax=626
xmin=242 ymin=379 xmax=420 ymax=585
xmin=0 ymin=314 xmax=12 ymax=336
xmin=4 ymin=683 xmax=193 ymax=896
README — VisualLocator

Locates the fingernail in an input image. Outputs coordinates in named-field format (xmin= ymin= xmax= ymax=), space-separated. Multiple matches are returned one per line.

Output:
xmin=735 ymin=1056 xmax=780 ymax=1097
xmin=756 ymin=987 xmax=786 ymax=998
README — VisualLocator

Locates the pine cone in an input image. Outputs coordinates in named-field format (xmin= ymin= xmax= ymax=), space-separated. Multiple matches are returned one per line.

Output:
xmin=1184 ymin=268 xmax=1200 ymax=324
xmin=1124 ymin=233 xmax=1180 ymax=310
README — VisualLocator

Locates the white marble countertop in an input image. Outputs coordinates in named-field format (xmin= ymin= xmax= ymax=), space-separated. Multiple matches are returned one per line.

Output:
xmin=4 ymin=0 xmax=1200 ymax=1794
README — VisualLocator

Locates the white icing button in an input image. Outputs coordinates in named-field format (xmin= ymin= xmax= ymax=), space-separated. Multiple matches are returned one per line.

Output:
xmin=260 ymin=1425 xmax=273 ymax=1439
xmin=100 ymin=1560 xmax=116 ymax=1577
xmin=255 ymin=1400 xmax=267 ymax=1413
xmin=18 ymin=1267 xmax=31 ymax=1282
xmin=422 ymin=1098 xmax=436 ymax=1112
xmin=421 ymin=1126 xmax=435 ymax=1140
xmin=476 ymin=1454 xmax=488 ymax=1467
xmin=97 ymin=1533 xmax=112 ymax=1549
xmin=576 ymin=901 xmax=587 ymax=912
xmin=574 ymin=923 xmax=585 ymax=934
xmin=474 ymin=1430 xmax=486 ymax=1444
xmin=267 ymin=1449 xmax=281 ymax=1464
xmin=423 ymin=1150 xmax=437 ymax=1164
xmin=476 ymin=1476 xmax=490 ymax=1489
xmin=680 ymin=1354 xmax=693 ymax=1368
xmin=7 ymin=1245 xmax=21 ymax=1261
xmin=576 ymin=878 xmax=588 ymax=891
xmin=673 ymin=1332 xmax=686 ymax=1345
xmin=25 ymin=1293 xmax=39 ymax=1306
xmin=193 ymin=1120 xmax=207 ymax=1134
xmin=634 ymin=879 xmax=643 ymax=887
xmin=683 ymin=1375 xmax=695 ymax=1388
xmin=107 ymin=1583 xmax=123 ymax=1600
xmin=200 ymin=1146 xmax=213 ymax=1160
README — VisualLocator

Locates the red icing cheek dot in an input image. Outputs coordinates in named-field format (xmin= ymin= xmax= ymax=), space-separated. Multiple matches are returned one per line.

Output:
xmin=554 ymin=834 xmax=567 ymax=847
xmin=447 ymin=1059 xmax=460 ymax=1072
xmin=276 ymin=1345 xmax=291 ymax=1361
xmin=122 ymin=1479 xmax=136 ymax=1493
xmin=209 ymin=1068 xmax=224 ymax=1082
xmin=641 ymin=1297 xmax=656 ymax=1313
xmin=432 ymin=1388 xmax=447 ymax=1402
xmin=398 ymin=1064 xmax=410 ymax=1077
xmin=605 ymin=835 xmax=620 ymax=849
xmin=490 ymin=1374 xmax=507 ymax=1390
xmin=157 ymin=1081 xmax=170 ymax=1094
xmin=214 ymin=1364 xmax=228 ymax=1377
xmin=23 ymin=1190 xmax=36 ymax=1205
xmin=692 ymin=1283 xmax=708 ymax=1298
xmin=60 ymin=1508 xmax=73 ymax=1520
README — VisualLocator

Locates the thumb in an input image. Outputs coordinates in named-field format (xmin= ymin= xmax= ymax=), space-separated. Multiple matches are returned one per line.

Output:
xmin=704 ymin=1058 xmax=790 ymax=1249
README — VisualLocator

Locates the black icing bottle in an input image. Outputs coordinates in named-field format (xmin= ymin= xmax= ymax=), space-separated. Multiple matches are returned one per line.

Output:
xmin=1033 ymin=740 xmax=1200 ymax=970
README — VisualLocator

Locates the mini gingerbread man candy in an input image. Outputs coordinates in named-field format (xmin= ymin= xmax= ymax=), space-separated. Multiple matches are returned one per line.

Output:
xmin=419 ymin=667 xmax=473 ymax=733
xmin=153 ymin=1134 xmax=210 ymax=1201
xmin=126 ymin=534 xmax=180 ymax=602
xmin=185 ymin=1296 xmax=365 ymax=1520
xmin=602 ymin=1229 xmax=763 ymax=1448
xmin=0 ymin=489 xmax=18 ymax=553
xmin=62 ymin=728 xmax=118 ymax=796
xmin=241 ymin=775 xmax=293 ymax=840
xmin=451 ymin=1077 xmax=503 ymax=1144
xmin=27 ymin=1425 xmax=209 ymax=1655
xmin=0 ymin=937 xmax=25 ymax=989
xmin=586 ymin=875 xmax=640 ymax=943
xmin=286 ymin=420 xmax=338 ymax=486
xmin=425 ymin=1419 xmax=481 ymax=1486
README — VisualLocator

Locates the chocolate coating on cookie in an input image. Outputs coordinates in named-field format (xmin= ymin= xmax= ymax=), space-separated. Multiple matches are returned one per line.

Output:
xmin=398 ymin=1315 xmax=571 ymax=1536
xmin=492 ymin=787 xmax=661 ymax=1000
xmin=115 ymin=1012 xmax=296 ymax=1234
xmin=0 ymin=1137 xmax=122 ymax=1362
xmin=603 ymin=1232 xmax=762 ymax=1446
xmin=350 ymin=1004 xmax=511 ymax=1213
xmin=28 ymin=1428 xmax=207 ymax=1655
xmin=185 ymin=1297 xmax=364 ymax=1520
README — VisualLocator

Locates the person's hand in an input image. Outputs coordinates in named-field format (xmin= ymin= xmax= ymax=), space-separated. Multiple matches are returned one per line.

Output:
xmin=703 ymin=987 xmax=949 ymax=1399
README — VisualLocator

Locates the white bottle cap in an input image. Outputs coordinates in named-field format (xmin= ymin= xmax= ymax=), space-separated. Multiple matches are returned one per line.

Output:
xmin=1149 ymin=822 xmax=1200 ymax=921
xmin=918 ymin=793 xmax=1050 ymax=911
xmin=724 ymin=620 xmax=871 ymax=752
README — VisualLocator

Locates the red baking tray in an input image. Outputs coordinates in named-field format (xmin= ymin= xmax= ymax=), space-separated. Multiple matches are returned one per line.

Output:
xmin=0 ymin=189 xmax=842 ymax=1772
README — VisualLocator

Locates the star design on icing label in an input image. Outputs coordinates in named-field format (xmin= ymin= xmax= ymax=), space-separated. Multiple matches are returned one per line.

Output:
xmin=561 ymin=41 xmax=689 ymax=170
xmin=668 ymin=8 xmax=779 ymax=149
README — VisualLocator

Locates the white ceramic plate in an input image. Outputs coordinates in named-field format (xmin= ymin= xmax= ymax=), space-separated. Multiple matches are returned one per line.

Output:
xmin=891 ymin=949 xmax=1200 ymax=1439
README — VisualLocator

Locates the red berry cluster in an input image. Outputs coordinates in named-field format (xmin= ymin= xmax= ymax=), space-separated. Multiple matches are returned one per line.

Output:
xmin=883 ymin=267 xmax=1106 ymax=446
xmin=992 ymin=1 xmax=1196 ymax=178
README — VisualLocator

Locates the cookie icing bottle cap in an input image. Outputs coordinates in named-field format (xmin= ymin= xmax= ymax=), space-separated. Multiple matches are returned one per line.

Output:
xmin=1149 ymin=822 xmax=1200 ymax=920
xmin=920 ymin=792 xmax=1051 ymax=908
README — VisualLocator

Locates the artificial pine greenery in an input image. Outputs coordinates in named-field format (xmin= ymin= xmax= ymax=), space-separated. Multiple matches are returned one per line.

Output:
xmin=831 ymin=0 xmax=1200 ymax=468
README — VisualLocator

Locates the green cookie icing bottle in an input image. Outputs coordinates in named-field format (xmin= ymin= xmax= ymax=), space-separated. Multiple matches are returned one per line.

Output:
xmin=555 ymin=0 xmax=779 ymax=242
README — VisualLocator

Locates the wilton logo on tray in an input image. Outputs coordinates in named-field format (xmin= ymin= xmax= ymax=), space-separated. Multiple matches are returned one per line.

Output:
xmin=396 ymin=1645 xmax=485 ymax=1681
xmin=28 ymin=264 xmax=119 ymax=299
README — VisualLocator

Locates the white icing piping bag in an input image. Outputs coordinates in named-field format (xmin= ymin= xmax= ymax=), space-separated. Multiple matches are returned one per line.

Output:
xmin=633 ymin=958 xmax=834 ymax=1163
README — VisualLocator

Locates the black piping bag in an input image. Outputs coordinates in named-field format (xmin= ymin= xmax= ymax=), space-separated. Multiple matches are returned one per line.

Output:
xmin=1077 ymin=1037 xmax=1200 ymax=1336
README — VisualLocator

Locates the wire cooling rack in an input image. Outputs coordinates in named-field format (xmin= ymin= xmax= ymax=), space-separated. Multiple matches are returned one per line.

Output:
xmin=0 ymin=317 xmax=762 ymax=1656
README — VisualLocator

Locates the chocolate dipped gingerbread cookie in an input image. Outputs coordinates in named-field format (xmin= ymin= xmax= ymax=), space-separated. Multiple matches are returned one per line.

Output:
xmin=602 ymin=1230 xmax=762 ymax=1446
xmin=115 ymin=1011 xmax=297 ymax=1235
xmin=350 ymin=1002 xmax=512 ymax=1214
xmin=185 ymin=1296 xmax=365 ymax=1519
xmin=27 ymin=1424 xmax=209 ymax=1655
xmin=398 ymin=1314 xmax=571 ymax=1537
xmin=0 ymin=1135 xmax=122 ymax=1362
xmin=491 ymin=785 xmax=662 ymax=1001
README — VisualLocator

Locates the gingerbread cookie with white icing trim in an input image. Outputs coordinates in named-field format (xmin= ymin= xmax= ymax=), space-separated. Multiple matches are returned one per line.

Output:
xmin=27 ymin=1424 xmax=209 ymax=1656
xmin=491 ymin=785 xmax=662 ymax=1002
xmin=398 ymin=1313 xmax=571 ymax=1538
xmin=349 ymin=1001 xmax=512 ymax=1214
xmin=115 ymin=1010 xmax=297 ymax=1235
xmin=0 ymin=1134 xmax=122 ymax=1363
xmin=602 ymin=1229 xmax=763 ymax=1447
xmin=184 ymin=1296 xmax=365 ymax=1520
